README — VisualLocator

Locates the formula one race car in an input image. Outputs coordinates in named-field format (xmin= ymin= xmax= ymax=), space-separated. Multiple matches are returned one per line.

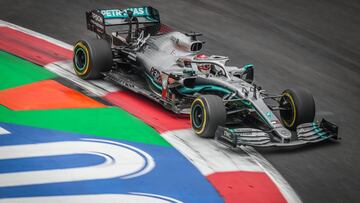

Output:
xmin=73 ymin=6 xmax=339 ymax=147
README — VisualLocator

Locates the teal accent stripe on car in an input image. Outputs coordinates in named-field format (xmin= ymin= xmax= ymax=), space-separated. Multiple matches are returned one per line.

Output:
xmin=240 ymin=99 xmax=252 ymax=107
xmin=144 ymin=73 xmax=233 ymax=95
xmin=145 ymin=73 xmax=162 ymax=90
xmin=100 ymin=7 xmax=150 ymax=19
xmin=313 ymin=122 xmax=326 ymax=138
xmin=242 ymin=64 xmax=254 ymax=71
xmin=177 ymin=85 xmax=232 ymax=94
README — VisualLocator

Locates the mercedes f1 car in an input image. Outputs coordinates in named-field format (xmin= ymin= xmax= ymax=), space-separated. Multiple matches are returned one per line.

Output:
xmin=73 ymin=6 xmax=339 ymax=147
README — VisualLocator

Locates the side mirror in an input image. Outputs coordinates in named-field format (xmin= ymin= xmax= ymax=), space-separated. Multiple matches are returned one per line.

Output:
xmin=241 ymin=64 xmax=254 ymax=83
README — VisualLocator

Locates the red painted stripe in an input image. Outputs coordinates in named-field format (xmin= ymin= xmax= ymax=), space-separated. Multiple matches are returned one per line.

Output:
xmin=104 ymin=91 xmax=190 ymax=133
xmin=0 ymin=80 xmax=105 ymax=110
xmin=207 ymin=171 xmax=287 ymax=203
xmin=0 ymin=27 xmax=72 ymax=65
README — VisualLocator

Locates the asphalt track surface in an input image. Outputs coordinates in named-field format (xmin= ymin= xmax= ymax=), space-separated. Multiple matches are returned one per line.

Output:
xmin=0 ymin=0 xmax=359 ymax=202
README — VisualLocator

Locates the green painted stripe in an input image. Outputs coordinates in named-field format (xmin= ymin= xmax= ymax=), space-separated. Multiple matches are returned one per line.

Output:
xmin=0 ymin=51 xmax=57 ymax=90
xmin=0 ymin=105 xmax=170 ymax=147
xmin=0 ymin=51 xmax=169 ymax=147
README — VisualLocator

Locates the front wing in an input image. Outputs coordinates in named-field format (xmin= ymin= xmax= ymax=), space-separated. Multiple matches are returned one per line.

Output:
xmin=215 ymin=119 xmax=339 ymax=148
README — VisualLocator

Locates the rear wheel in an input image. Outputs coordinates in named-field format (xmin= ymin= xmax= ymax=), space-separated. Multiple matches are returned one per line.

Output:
xmin=190 ymin=95 xmax=226 ymax=138
xmin=280 ymin=88 xmax=315 ymax=130
xmin=73 ymin=38 xmax=113 ymax=80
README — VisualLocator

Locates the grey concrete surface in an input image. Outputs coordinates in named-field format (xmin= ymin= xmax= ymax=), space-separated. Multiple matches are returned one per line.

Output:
xmin=0 ymin=0 xmax=359 ymax=202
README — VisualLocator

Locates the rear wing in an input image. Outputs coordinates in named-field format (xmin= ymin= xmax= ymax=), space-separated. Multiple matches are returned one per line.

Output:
xmin=86 ymin=6 xmax=160 ymax=38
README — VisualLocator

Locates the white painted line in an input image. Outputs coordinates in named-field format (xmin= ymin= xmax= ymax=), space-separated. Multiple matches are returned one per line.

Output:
xmin=0 ymin=127 xmax=11 ymax=135
xmin=44 ymin=61 xmax=122 ymax=96
xmin=82 ymin=138 xmax=155 ymax=179
xmin=0 ymin=194 xmax=182 ymax=203
xmin=130 ymin=192 xmax=183 ymax=203
xmin=49 ymin=60 xmax=122 ymax=92
xmin=0 ymin=139 xmax=154 ymax=187
xmin=45 ymin=61 xmax=108 ymax=97
xmin=0 ymin=20 xmax=72 ymax=50
xmin=161 ymin=129 xmax=263 ymax=175
xmin=90 ymin=79 xmax=122 ymax=93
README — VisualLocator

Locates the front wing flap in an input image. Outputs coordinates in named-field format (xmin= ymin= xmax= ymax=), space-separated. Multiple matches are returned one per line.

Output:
xmin=215 ymin=119 xmax=339 ymax=148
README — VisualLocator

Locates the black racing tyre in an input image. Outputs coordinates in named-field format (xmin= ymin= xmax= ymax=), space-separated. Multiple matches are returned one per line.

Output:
xmin=73 ymin=38 xmax=113 ymax=80
xmin=279 ymin=88 xmax=315 ymax=130
xmin=190 ymin=95 xmax=226 ymax=138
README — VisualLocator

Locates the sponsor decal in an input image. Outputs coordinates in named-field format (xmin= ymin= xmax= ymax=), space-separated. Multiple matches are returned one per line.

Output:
xmin=100 ymin=7 xmax=148 ymax=19
xmin=150 ymin=67 xmax=162 ymax=83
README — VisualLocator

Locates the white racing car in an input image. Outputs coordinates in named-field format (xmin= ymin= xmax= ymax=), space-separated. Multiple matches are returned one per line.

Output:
xmin=73 ymin=6 xmax=339 ymax=147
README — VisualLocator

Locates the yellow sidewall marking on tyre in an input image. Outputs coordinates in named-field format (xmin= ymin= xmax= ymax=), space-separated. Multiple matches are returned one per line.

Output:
xmin=191 ymin=98 xmax=207 ymax=135
xmin=282 ymin=92 xmax=296 ymax=127
xmin=74 ymin=42 xmax=90 ymax=76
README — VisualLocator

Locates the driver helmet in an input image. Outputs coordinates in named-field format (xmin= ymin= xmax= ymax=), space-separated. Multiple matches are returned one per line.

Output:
xmin=195 ymin=54 xmax=211 ymax=74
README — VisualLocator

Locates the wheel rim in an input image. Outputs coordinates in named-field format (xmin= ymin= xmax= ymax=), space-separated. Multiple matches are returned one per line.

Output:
xmin=280 ymin=94 xmax=296 ymax=127
xmin=75 ymin=47 xmax=87 ymax=71
xmin=192 ymin=104 xmax=204 ymax=128
xmin=73 ymin=42 xmax=90 ymax=76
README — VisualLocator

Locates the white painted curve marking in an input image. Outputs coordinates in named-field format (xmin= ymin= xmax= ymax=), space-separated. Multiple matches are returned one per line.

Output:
xmin=0 ymin=127 xmax=11 ymax=135
xmin=44 ymin=61 xmax=122 ymax=97
xmin=0 ymin=194 xmax=182 ymax=203
xmin=45 ymin=61 xmax=108 ymax=97
xmin=82 ymin=138 xmax=155 ymax=179
xmin=162 ymin=129 xmax=302 ymax=203
xmin=161 ymin=129 xmax=262 ymax=175
xmin=0 ymin=139 xmax=155 ymax=187
xmin=0 ymin=20 xmax=73 ymax=50
xmin=130 ymin=192 xmax=183 ymax=203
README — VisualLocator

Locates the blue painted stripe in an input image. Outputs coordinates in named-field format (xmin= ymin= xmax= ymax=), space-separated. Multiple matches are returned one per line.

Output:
xmin=0 ymin=154 xmax=105 ymax=173
xmin=0 ymin=123 xmax=224 ymax=203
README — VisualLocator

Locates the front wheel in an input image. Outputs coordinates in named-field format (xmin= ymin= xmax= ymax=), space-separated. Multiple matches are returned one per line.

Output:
xmin=190 ymin=95 xmax=226 ymax=138
xmin=279 ymin=88 xmax=315 ymax=130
